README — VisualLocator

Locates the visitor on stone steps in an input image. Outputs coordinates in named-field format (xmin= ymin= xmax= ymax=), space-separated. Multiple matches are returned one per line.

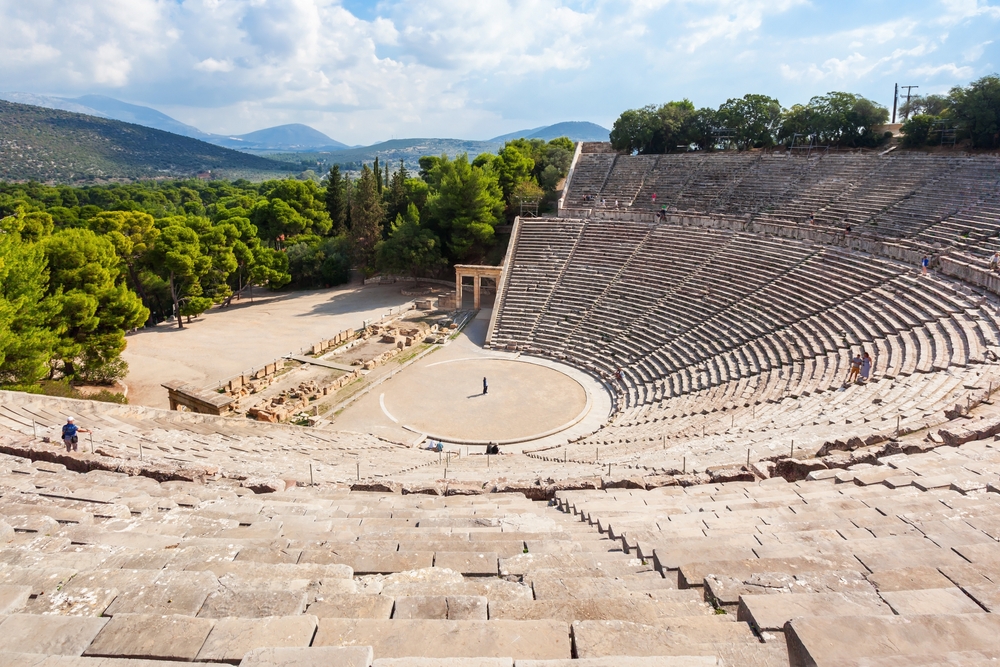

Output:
xmin=989 ymin=252 xmax=999 ymax=273
xmin=846 ymin=352 xmax=862 ymax=385
xmin=922 ymin=255 xmax=930 ymax=275
xmin=483 ymin=377 xmax=488 ymax=395
xmin=61 ymin=417 xmax=90 ymax=453
xmin=860 ymin=352 xmax=873 ymax=383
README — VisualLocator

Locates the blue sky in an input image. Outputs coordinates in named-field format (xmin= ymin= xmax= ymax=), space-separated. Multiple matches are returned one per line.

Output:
xmin=0 ymin=0 xmax=997 ymax=144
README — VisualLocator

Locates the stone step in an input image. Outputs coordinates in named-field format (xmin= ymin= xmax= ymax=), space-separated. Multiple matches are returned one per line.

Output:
xmin=312 ymin=619 xmax=571 ymax=661
xmin=737 ymin=591 xmax=892 ymax=632
xmin=489 ymin=598 xmax=712 ymax=622
xmin=571 ymin=619 xmax=760 ymax=659
xmin=785 ymin=613 xmax=1000 ymax=666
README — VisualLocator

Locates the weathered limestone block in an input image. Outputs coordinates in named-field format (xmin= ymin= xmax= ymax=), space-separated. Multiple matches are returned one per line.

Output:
xmin=85 ymin=613 xmax=214 ymax=661
xmin=0 ymin=585 xmax=31 ymax=614
xmin=0 ymin=613 xmax=108 ymax=656
xmin=308 ymin=595 xmax=394 ymax=619
xmin=241 ymin=646 xmax=374 ymax=667
xmin=313 ymin=619 xmax=570 ymax=660
xmin=198 ymin=590 xmax=308 ymax=618
xmin=196 ymin=615 xmax=318 ymax=663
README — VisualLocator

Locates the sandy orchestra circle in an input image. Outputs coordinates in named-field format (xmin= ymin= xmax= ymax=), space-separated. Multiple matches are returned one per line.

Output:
xmin=380 ymin=357 xmax=589 ymax=443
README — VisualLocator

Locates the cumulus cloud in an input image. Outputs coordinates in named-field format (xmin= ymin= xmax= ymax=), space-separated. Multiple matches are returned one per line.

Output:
xmin=0 ymin=0 xmax=996 ymax=143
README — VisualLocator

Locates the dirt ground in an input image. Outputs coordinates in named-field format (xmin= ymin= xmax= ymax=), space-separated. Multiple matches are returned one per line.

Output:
xmin=122 ymin=282 xmax=413 ymax=408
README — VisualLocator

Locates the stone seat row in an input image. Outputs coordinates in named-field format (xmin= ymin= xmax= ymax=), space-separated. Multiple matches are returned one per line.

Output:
xmin=564 ymin=150 xmax=1000 ymax=248
xmin=0 ymin=450 xmax=788 ymax=665
xmin=553 ymin=441 xmax=1000 ymax=664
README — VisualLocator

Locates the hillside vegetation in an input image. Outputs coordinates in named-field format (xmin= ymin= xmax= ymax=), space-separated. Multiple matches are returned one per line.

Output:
xmin=0 ymin=100 xmax=294 ymax=183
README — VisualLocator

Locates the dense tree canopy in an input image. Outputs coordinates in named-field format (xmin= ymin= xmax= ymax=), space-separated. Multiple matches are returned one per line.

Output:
xmin=0 ymin=131 xmax=576 ymax=390
xmin=612 ymin=91 xmax=891 ymax=153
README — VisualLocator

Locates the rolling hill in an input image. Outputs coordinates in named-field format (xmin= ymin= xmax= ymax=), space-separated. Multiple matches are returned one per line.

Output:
xmin=0 ymin=99 xmax=296 ymax=183
xmin=490 ymin=121 xmax=610 ymax=143
xmin=70 ymin=94 xmax=212 ymax=140
xmin=211 ymin=124 xmax=348 ymax=152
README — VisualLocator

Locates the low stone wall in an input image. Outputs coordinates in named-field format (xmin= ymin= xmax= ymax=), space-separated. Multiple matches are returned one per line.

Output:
xmin=939 ymin=254 xmax=1000 ymax=296
xmin=220 ymin=328 xmax=356 ymax=396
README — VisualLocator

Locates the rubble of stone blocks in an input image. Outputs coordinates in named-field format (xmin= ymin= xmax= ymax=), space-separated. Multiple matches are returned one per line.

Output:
xmin=247 ymin=373 xmax=361 ymax=423
xmin=309 ymin=328 xmax=356 ymax=356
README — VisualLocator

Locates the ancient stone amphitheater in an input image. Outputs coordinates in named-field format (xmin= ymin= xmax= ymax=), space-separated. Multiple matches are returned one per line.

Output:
xmin=3 ymin=144 xmax=1000 ymax=666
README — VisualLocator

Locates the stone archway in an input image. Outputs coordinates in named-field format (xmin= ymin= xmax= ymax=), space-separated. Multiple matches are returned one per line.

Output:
xmin=454 ymin=265 xmax=502 ymax=310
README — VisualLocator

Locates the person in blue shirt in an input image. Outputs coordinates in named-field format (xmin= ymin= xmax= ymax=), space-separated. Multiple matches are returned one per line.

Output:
xmin=60 ymin=417 xmax=90 ymax=453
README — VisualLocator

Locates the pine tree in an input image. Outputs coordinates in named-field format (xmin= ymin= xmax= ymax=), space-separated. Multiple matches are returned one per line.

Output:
xmin=324 ymin=165 xmax=347 ymax=235
xmin=349 ymin=165 xmax=385 ymax=274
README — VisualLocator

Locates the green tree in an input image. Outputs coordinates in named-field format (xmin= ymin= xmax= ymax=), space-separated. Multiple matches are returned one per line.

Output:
xmin=87 ymin=210 xmax=159 ymax=313
xmin=383 ymin=160 xmax=411 ymax=236
xmin=901 ymin=114 xmax=938 ymax=147
xmin=610 ymin=106 xmax=656 ymax=153
xmin=0 ymin=214 xmax=58 ymax=389
xmin=718 ymin=94 xmax=782 ymax=150
xmin=806 ymin=92 xmax=889 ymax=147
xmin=376 ymin=203 xmax=446 ymax=283
xmin=949 ymin=75 xmax=1000 ymax=149
xmin=250 ymin=180 xmax=333 ymax=244
xmin=42 ymin=228 xmax=148 ymax=381
xmin=610 ymin=101 xmax=702 ymax=154
xmin=494 ymin=142 xmax=536 ymax=202
xmin=147 ymin=221 xmax=211 ymax=329
xmin=425 ymin=155 xmax=504 ymax=263
xmin=900 ymin=93 xmax=950 ymax=119
xmin=349 ymin=165 xmax=385 ymax=273
xmin=324 ymin=165 xmax=347 ymax=235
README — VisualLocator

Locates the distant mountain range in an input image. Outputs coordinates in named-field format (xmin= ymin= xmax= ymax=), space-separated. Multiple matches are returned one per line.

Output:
xmin=0 ymin=93 xmax=348 ymax=153
xmin=0 ymin=99 xmax=295 ymax=183
xmin=0 ymin=92 xmax=609 ymax=155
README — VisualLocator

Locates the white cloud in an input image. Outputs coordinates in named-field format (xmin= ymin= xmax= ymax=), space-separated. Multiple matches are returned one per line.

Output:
xmin=194 ymin=57 xmax=234 ymax=73
xmin=910 ymin=62 xmax=974 ymax=78
xmin=938 ymin=0 xmax=1000 ymax=25
xmin=963 ymin=40 xmax=993 ymax=61
xmin=0 ymin=0 xmax=994 ymax=143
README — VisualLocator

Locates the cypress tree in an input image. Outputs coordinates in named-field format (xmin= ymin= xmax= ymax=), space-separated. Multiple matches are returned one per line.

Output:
xmin=374 ymin=157 xmax=382 ymax=195
xmin=350 ymin=165 xmax=385 ymax=273
xmin=324 ymin=165 xmax=346 ymax=235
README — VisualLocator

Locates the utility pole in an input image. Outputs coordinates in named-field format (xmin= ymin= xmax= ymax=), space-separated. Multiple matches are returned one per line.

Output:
xmin=891 ymin=83 xmax=899 ymax=124
xmin=900 ymin=85 xmax=919 ymax=121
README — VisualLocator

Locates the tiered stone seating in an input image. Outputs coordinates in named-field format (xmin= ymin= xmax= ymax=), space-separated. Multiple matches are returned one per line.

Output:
xmin=492 ymin=217 xmax=1000 ymax=470
xmin=568 ymin=148 xmax=1000 ymax=248
xmin=554 ymin=437 xmax=1000 ymax=665
xmin=563 ymin=154 xmax=616 ymax=209
xmin=0 ymin=390 xmax=438 ymax=486
xmin=0 ymin=451 xmax=786 ymax=665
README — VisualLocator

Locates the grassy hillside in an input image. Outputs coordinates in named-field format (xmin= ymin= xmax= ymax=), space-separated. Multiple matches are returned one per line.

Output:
xmin=0 ymin=100 xmax=295 ymax=183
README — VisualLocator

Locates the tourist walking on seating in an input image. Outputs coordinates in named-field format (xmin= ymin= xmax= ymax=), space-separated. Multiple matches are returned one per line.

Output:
xmin=846 ymin=352 xmax=862 ymax=385
xmin=921 ymin=255 xmax=929 ymax=276
xmin=61 ymin=417 xmax=89 ymax=453
xmin=989 ymin=252 xmax=1000 ymax=273
xmin=483 ymin=377 xmax=488 ymax=395
xmin=651 ymin=193 xmax=657 ymax=204
xmin=860 ymin=352 xmax=873 ymax=383
xmin=807 ymin=213 xmax=816 ymax=225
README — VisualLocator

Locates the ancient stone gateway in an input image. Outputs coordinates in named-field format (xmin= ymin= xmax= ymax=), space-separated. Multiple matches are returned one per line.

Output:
xmin=454 ymin=265 xmax=502 ymax=310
